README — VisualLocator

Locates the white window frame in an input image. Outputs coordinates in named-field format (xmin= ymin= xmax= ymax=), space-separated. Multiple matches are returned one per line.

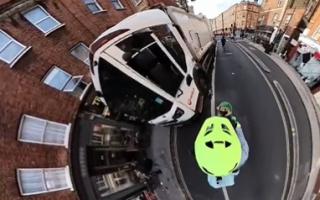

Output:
xmin=272 ymin=13 xmax=279 ymax=25
xmin=112 ymin=0 xmax=125 ymax=10
xmin=63 ymin=75 xmax=83 ymax=92
xmin=70 ymin=43 xmax=90 ymax=66
xmin=17 ymin=166 xmax=73 ymax=196
xmin=83 ymin=0 xmax=105 ymax=14
xmin=23 ymin=5 xmax=65 ymax=36
xmin=312 ymin=26 xmax=320 ymax=41
xmin=0 ymin=30 xmax=32 ymax=67
xmin=17 ymin=114 xmax=71 ymax=148
xmin=43 ymin=66 xmax=84 ymax=92
xmin=131 ymin=0 xmax=142 ymax=6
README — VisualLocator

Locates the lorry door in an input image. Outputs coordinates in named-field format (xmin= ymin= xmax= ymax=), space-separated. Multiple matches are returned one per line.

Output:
xmin=150 ymin=25 xmax=199 ymax=111
xmin=104 ymin=26 xmax=198 ymax=111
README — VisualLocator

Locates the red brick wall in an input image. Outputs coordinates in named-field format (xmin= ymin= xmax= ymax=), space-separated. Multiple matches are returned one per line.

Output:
xmin=0 ymin=0 xmax=138 ymax=199
xmin=0 ymin=0 xmax=181 ymax=199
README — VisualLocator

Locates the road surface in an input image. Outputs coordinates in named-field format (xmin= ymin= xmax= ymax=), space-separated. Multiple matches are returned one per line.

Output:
xmin=175 ymin=40 xmax=312 ymax=200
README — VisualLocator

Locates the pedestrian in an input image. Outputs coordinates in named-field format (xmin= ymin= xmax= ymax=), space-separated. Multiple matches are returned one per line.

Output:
xmin=221 ymin=35 xmax=226 ymax=51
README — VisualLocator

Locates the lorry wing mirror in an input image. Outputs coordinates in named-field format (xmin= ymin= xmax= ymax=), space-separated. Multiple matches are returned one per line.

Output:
xmin=186 ymin=75 xmax=192 ymax=86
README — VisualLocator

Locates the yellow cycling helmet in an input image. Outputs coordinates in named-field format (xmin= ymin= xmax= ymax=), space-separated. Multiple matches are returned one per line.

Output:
xmin=194 ymin=116 xmax=242 ymax=176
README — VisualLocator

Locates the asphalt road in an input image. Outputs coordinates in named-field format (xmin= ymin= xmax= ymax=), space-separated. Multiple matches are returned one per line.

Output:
xmin=175 ymin=40 xmax=312 ymax=200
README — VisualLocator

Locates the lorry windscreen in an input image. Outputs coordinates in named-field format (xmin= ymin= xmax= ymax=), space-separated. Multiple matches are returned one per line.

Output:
xmin=116 ymin=30 xmax=184 ymax=97
xmin=98 ymin=58 xmax=173 ymax=123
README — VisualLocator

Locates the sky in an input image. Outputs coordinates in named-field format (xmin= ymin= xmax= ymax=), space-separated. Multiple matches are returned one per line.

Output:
xmin=188 ymin=0 xmax=254 ymax=19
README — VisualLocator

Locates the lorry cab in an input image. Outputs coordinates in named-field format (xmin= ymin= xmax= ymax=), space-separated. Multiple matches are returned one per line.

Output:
xmin=90 ymin=8 xmax=210 ymax=125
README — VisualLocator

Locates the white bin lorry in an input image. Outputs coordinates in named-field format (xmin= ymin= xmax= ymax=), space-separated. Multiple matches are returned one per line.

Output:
xmin=89 ymin=6 xmax=214 ymax=125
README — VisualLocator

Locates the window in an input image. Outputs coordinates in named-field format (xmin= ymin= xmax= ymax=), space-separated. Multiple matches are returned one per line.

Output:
xmin=23 ymin=5 xmax=63 ymax=35
xmin=0 ymin=30 xmax=30 ymax=66
xmin=131 ymin=0 xmax=142 ymax=6
xmin=98 ymin=59 xmax=172 ymax=123
xmin=116 ymin=30 xmax=184 ymax=96
xmin=284 ymin=14 xmax=292 ymax=25
xmin=70 ymin=43 xmax=90 ymax=66
xmin=112 ymin=0 xmax=125 ymax=10
xmin=272 ymin=13 xmax=279 ymax=25
xmin=312 ymin=27 xmax=320 ymax=41
xmin=83 ymin=0 xmax=103 ymax=13
xmin=17 ymin=167 xmax=73 ymax=196
xmin=43 ymin=66 xmax=87 ymax=97
xmin=150 ymin=25 xmax=187 ymax=72
xmin=18 ymin=114 xmax=71 ymax=147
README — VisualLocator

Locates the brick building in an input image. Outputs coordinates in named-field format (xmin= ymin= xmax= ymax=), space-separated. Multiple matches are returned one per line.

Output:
xmin=0 ymin=0 xmax=176 ymax=200
xmin=257 ymin=0 xmax=309 ymax=47
xmin=212 ymin=1 xmax=260 ymax=34
xmin=303 ymin=0 xmax=320 ymax=43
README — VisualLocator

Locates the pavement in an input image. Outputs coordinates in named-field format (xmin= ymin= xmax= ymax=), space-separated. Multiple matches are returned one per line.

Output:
xmin=173 ymin=40 xmax=315 ymax=200
xmin=147 ymin=125 xmax=187 ymax=200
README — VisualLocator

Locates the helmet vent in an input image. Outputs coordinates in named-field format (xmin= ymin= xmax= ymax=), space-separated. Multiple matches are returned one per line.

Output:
xmin=225 ymin=141 xmax=231 ymax=148
xmin=204 ymin=124 xmax=214 ymax=136
xmin=205 ymin=141 xmax=214 ymax=149
xmin=221 ymin=124 xmax=231 ymax=135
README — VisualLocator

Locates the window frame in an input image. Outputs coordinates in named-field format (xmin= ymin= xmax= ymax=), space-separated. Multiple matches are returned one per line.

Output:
xmin=22 ymin=5 xmax=65 ymax=36
xmin=272 ymin=13 xmax=279 ymax=25
xmin=17 ymin=166 xmax=73 ymax=196
xmin=63 ymin=75 xmax=84 ymax=92
xmin=114 ymin=31 xmax=184 ymax=96
xmin=312 ymin=26 xmax=320 ymax=41
xmin=43 ymin=66 xmax=72 ymax=91
xmin=0 ymin=30 xmax=32 ymax=67
xmin=83 ymin=0 xmax=105 ymax=14
xmin=70 ymin=42 xmax=90 ymax=66
xmin=42 ymin=66 xmax=84 ymax=93
xmin=131 ymin=0 xmax=142 ymax=6
xmin=112 ymin=0 xmax=125 ymax=10
xmin=17 ymin=114 xmax=71 ymax=148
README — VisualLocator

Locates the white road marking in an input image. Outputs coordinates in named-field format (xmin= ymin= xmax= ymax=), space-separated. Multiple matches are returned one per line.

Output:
xmin=222 ymin=187 xmax=230 ymax=200
xmin=273 ymin=80 xmax=299 ymax=200
xmin=235 ymin=43 xmax=291 ymax=200
xmin=237 ymin=43 xmax=271 ymax=73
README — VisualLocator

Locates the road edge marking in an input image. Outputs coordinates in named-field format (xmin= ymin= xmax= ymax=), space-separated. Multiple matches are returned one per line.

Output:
xmin=170 ymin=127 xmax=194 ymax=200
xmin=273 ymin=80 xmax=300 ymax=200
xmin=222 ymin=187 xmax=230 ymax=200
xmin=235 ymin=43 xmax=291 ymax=200
xmin=237 ymin=43 xmax=271 ymax=73
xmin=247 ymin=41 xmax=320 ymax=200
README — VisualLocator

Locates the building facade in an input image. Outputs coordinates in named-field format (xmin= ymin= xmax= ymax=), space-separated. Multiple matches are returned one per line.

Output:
xmin=0 ymin=0 xmax=175 ymax=200
xmin=303 ymin=0 xmax=320 ymax=43
xmin=212 ymin=1 xmax=260 ymax=34
xmin=257 ymin=0 xmax=309 ymax=46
